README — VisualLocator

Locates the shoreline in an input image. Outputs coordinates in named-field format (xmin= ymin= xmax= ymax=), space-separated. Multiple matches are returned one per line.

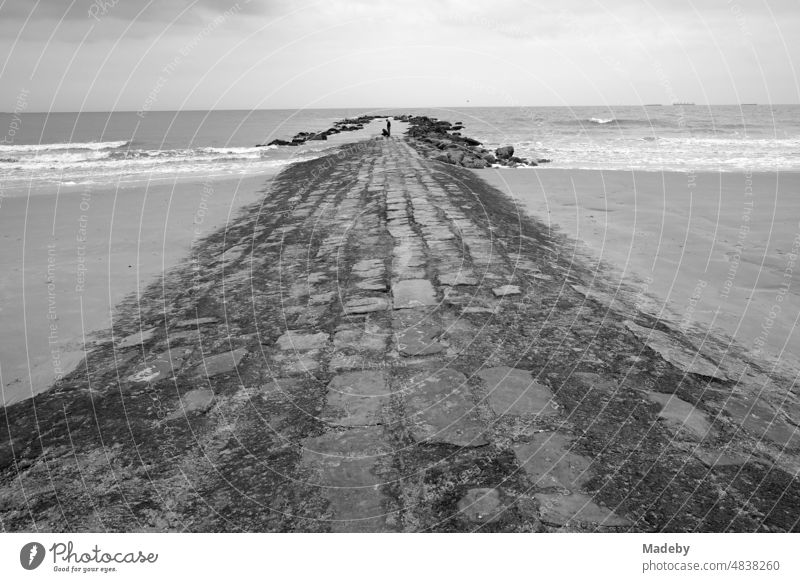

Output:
xmin=2 ymin=135 xmax=799 ymax=532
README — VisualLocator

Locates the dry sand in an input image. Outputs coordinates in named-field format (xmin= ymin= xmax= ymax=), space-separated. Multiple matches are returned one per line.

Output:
xmin=480 ymin=168 xmax=800 ymax=374
xmin=0 ymin=174 xmax=269 ymax=406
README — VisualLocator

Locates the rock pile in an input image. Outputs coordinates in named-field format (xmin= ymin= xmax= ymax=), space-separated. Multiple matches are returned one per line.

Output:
xmin=258 ymin=114 xmax=388 ymax=147
xmin=401 ymin=114 xmax=551 ymax=169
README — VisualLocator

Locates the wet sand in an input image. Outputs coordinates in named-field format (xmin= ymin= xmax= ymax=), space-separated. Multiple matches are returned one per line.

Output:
xmin=0 ymin=174 xmax=270 ymax=406
xmin=480 ymin=168 xmax=800 ymax=375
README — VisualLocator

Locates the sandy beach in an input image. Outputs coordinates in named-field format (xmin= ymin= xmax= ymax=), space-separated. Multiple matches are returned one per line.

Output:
xmin=481 ymin=169 xmax=800 ymax=375
xmin=0 ymin=174 xmax=270 ymax=406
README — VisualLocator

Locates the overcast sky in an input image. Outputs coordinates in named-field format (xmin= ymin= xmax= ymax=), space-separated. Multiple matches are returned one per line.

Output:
xmin=2 ymin=0 xmax=798 ymax=111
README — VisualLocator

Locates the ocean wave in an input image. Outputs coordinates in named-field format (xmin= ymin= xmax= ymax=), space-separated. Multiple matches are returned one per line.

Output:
xmin=0 ymin=140 xmax=129 ymax=152
xmin=589 ymin=117 xmax=615 ymax=124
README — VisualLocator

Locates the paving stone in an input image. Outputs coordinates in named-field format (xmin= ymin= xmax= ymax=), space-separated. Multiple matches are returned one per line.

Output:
xmin=356 ymin=278 xmax=388 ymax=291
xmin=693 ymin=447 xmax=751 ymax=468
xmin=625 ymin=321 xmax=727 ymax=380
xmin=174 ymin=317 xmax=219 ymax=328
xmin=395 ymin=325 xmax=445 ymax=356
xmin=404 ymin=368 xmax=487 ymax=446
xmin=513 ymin=432 xmax=592 ymax=490
xmin=307 ymin=272 xmax=328 ymax=284
xmin=477 ymin=367 xmax=559 ymax=416
xmin=353 ymin=259 xmax=384 ymax=273
xmin=439 ymin=272 xmax=479 ymax=286
xmin=333 ymin=328 xmax=389 ymax=352
xmin=344 ymin=297 xmax=390 ymax=314
xmin=492 ymin=285 xmax=521 ymax=297
xmin=166 ymin=388 xmax=215 ymax=420
xmin=647 ymin=392 xmax=715 ymax=440
xmin=309 ymin=292 xmax=335 ymax=305
xmin=276 ymin=330 xmax=328 ymax=351
xmin=724 ymin=395 xmax=800 ymax=449
xmin=457 ymin=488 xmax=505 ymax=524
xmin=117 ymin=327 xmax=158 ymax=348
xmin=321 ymin=371 xmax=391 ymax=427
xmin=127 ymin=357 xmax=174 ymax=383
xmin=392 ymin=279 xmax=437 ymax=309
xmin=197 ymin=347 xmax=248 ymax=377
xmin=535 ymin=492 xmax=630 ymax=527
xmin=301 ymin=427 xmax=391 ymax=532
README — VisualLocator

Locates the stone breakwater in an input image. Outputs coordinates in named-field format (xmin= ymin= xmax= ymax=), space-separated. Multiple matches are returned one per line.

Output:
xmin=1 ymin=137 xmax=799 ymax=533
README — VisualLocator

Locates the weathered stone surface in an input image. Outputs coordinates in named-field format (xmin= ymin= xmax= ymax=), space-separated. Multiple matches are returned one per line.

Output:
xmin=356 ymin=278 xmax=387 ymax=291
xmin=333 ymin=328 xmax=389 ymax=352
xmin=301 ymin=427 xmax=391 ymax=532
xmin=457 ymin=488 xmax=505 ymax=523
xmin=392 ymin=279 xmax=437 ymax=309
xmin=127 ymin=358 xmax=173 ymax=383
xmin=353 ymin=258 xmax=384 ymax=273
xmin=404 ymin=368 xmax=488 ymax=446
xmin=197 ymin=347 xmax=248 ymax=377
xmin=395 ymin=325 xmax=444 ymax=356
xmin=167 ymin=388 xmax=215 ymax=420
xmin=276 ymin=330 xmax=328 ymax=351
xmin=492 ymin=285 xmax=521 ymax=297
xmin=309 ymin=292 xmax=335 ymax=305
xmin=321 ymin=371 xmax=391 ymax=427
xmin=625 ymin=321 xmax=727 ymax=380
xmin=477 ymin=367 xmax=559 ymax=416
xmin=513 ymin=432 xmax=592 ymax=490
xmin=174 ymin=317 xmax=218 ymax=328
xmin=439 ymin=272 xmax=479 ymax=286
xmin=344 ymin=297 xmax=389 ymax=314
xmin=647 ymin=392 xmax=714 ymax=440
xmin=535 ymin=492 xmax=631 ymax=527
xmin=693 ymin=447 xmax=751 ymax=468
xmin=117 ymin=328 xmax=157 ymax=348
xmin=724 ymin=395 xmax=800 ymax=449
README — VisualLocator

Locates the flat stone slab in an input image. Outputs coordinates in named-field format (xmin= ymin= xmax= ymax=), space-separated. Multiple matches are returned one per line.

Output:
xmin=625 ymin=321 xmax=727 ymax=380
xmin=309 ymin=292 xmax=335 ymax=305
xmin=693 ymin=447 xmax=751 ymax=468
xmin=321 ymin=371 xmax=391 ymax=427
xmin=477 ymin=367 xmax=559 ymax=416
xmin=405 ymin=368 xmax=488 ymax=447
xmin=276 ymin=330 xmax=328 ymax=351
xmin=647 ymin=392 xmax=715 ymax=440
xmin=492 ymin=285 xmax=521 ymax=297
xmin=301 ymin=427 xmax=391 ymax=532
xmin=117 ymin=327 xmax=158 ymax=349
xmin=513 ymin=432 xmax=592 ymax=490
xmin=395 ymin=325 xmax=445 ymax=356
xmin=392 ymin=279 xmax=437 ymax=309
xmin=175 ymin=317 xmax=219 ymax=328
xmin=197 ymin=347 xmax=248 ymax=377
xmin=440 ymin=272 xmax=479 ymax=286
xmin=127 ymin=357 xmax=174 ymax=383
xmin=353 ymin=259 xmax=384 ymax=273
xmin=724 ymin=395 xmax=800 ymax=449
xmin=356 ymin=278 xmax=387 ymax=291
xmin=344 ymin=297 xmax=389 ymax=314
xmin=535 ymin=492 xmax=631 ymax=527
xmin=166 ymin=388 xmax=215 ymax=420
xmin=333 ymin=328 xmax=389 ymax=352
xmin=457 ymin=488 xmax=505 ymax=524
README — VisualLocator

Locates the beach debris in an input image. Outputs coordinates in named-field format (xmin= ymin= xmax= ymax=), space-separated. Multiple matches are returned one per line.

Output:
xmin=624 ymin=321 xmax=727 ymax=380
xmin=457 ymin=488 xmax=505 ymax=524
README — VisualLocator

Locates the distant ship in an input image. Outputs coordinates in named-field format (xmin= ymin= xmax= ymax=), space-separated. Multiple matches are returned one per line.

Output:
xmin=672 ymin=101 xmax=695 ymax=106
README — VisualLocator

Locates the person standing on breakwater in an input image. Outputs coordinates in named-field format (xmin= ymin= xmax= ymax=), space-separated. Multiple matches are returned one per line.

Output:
xmin=386 ymin=118 xmax=391 ymax=137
